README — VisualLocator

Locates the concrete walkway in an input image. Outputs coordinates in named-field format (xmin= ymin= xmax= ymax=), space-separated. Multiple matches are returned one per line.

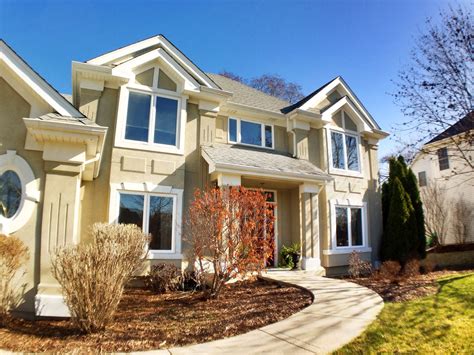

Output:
xmin=142 ymin=270 xmax=384 ymax=355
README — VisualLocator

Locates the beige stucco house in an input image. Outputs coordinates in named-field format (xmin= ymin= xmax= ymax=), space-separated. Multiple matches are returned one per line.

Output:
xmin=410 ymin=113 xmax=474 ymax=244
xmin=0 ymin=35 xmax=388 ymax=317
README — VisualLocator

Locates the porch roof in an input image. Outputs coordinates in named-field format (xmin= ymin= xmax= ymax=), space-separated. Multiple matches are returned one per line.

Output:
xmin=202 ymin=144 xmax=333 ymax=183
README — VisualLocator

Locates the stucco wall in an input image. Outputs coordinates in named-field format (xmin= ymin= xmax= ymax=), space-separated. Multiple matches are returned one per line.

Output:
xmin=0 ymin=76 xmax=50 ymax=313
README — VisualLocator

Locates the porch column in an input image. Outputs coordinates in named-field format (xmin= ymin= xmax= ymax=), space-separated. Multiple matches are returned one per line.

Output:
xmin=35 ymin=162 xmax=82 ymax=317
xmin=299 ymin=183 xmax=323 ymax=271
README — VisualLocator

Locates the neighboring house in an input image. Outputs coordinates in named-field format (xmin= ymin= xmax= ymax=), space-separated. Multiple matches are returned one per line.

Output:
xmin=0 ymin=35 xmax=388 ymax=317
xmin=411 ymin=113 xmax=474 ymax=244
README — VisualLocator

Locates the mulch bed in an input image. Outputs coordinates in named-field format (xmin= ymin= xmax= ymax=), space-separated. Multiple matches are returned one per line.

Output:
xmin=0 ymin=279 xmax=312 ymax=352
xmin=348 ymin=269 xmax=474 ymax=302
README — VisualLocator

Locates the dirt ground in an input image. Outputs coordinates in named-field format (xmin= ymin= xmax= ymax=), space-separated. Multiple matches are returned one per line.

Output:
xmin=0 ymin=279 xmax=312 ymax=352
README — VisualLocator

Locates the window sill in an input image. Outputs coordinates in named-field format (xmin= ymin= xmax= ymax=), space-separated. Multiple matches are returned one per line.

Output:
xmin=147 ymin=251 xmax=183 ymax=260
xmin=328 ymin=167 xmax=363 ymax=178
xmin=115 ymin=140 xmax=184 ymax=155
xmin=323 ymin=247 xmax=372 ymax=255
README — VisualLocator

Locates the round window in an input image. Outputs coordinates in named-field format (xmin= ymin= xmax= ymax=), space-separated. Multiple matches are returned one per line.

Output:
xmin=0 ymin=170 xmax=22 ymax=218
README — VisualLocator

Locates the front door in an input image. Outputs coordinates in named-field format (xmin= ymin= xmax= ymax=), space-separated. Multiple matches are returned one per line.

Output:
xmin=264 ymin=191 xmax=277 ymax=267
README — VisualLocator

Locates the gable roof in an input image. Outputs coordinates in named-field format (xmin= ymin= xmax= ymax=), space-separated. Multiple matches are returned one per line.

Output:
xmin=426 ymin=112 xmax=474 ymax=145
xmin=208 ymin=73 xmax=289 ymax=114
xmin=0 ymin=39 xmax=85 ymax=118
xmin=86 ymin=34 xmax=219 ymax=90
xmin=281 ymin=77 xmax=337 ymax=114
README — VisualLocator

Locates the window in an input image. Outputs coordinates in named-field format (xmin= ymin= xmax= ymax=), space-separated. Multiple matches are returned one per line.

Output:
xmin=438 ymin=148 xmax=449 ymax=170
xmin=335 ymin=206 xmax=364 ymax=248
xmin=330 ymin=131 xmax=360 ymax=172
xmin=0 ymin=151 xmax=40 ymax=235
xmin=418 ymin=171 xmax=427 ymax=187
xmin=329 ymin=111 xmax=360 ymax=173
xmin=0 ymin=170 xmax=22 ymax=219
xmin=125 ymin=91 xmax=179 ymax=147
xmin=118 ymin=192 xmax=175 ymax=252
xmin=228 ymin=118 xmax=273 ymax=149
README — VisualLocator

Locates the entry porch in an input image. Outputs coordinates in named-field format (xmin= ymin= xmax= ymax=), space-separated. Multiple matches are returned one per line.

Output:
xmin=201 ymin=144 xmax=333 ymax=271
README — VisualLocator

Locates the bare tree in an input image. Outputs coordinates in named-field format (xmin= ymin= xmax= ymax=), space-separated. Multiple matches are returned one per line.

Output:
xmin=452 ymin=198 xmax=473 ymax=244
xmin=393 ymin=4 xmax=473 ymax=173
xmin=421 ymin=183 xmax=449 ymax=245
xmin=219 ymin=71 xmax=305 ymax=103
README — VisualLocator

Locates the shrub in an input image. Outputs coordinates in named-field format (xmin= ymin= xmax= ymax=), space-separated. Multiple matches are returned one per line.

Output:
xmin=422 ymin=259 xmax=437 ymax=274
xmin=348 ymin=251 xmax=373 ymax=278
xmin=51 ymin=223 xmax=149 ymax=333
xmin=0 ymin=234 xmax=29 ymax=325
xmin=186 ymin=187 xmax=275 ymax=299
xmin=378 ymin=260 xmax=401 ymax=281
xmin=403 ymin=259 xmax=420 ymax=278
xmin=146 ymin=263 xmax=182 ymax=293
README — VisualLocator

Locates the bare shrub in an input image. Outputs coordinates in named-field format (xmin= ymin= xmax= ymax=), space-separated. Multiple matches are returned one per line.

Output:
xmin=452 ymin=198 xmax=472 ymax=244
xmin=0 ymin=234 xmax=29 ymax=325
xmin=186 ymin=187 xmax=275 ymax=299
xmin=403 ymin=259 xmax=420 ymax=278
xmin=421 ymin=259 xmax=437 ymax=274
xmin=377 ymin=261 xmax=401 ymax=281
xmin=51 ymin=223 xmax=149 ymax=333
xmin=146 ymin=263 xmax=182 ymax=293
xmin=348 ymin=251 xmax=373 ymax=278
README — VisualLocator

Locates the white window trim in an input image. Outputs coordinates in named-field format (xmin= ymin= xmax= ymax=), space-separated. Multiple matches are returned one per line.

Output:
xmin=114 ymin=67 xmax=188 ymax=155
xmin=228 ymin=117 xmax=274 ymax=150
xmin=109 ymin=182 xmax=183 ymax=260
xmin=326 ymin=111 xmax=363 ymax=178
xmin=0 ymin=151 xmax=40 ymax=235
xmin=323 ymin=199 xmax=371 ymax=255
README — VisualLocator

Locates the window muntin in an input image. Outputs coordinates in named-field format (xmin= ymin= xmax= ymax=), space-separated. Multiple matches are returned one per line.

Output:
xmin=335 ymin=206 xmax=364 ymax=248
xmin=418 ymin=171 xmax=427 ymax=187
xmin=228 ymin=117 xmax=273 ymax=149
xmin=438 ymin=148 xmax=449 ymax=171
xmin=118 ymin=192 xmax=175 ymax=252
xmin=124 ymin=90 xmax=179 ymax=148
xmin=0 ymin=170 xmax=22 ymax=219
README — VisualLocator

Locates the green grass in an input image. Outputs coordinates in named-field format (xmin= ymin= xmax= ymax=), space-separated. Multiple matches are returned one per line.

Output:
xmin=338 ymin=273 xmax=474 ymax=354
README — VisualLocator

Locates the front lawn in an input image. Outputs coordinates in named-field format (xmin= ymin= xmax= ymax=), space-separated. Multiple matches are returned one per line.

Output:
xmin=338 ymin=272 xmax=474 ymax=353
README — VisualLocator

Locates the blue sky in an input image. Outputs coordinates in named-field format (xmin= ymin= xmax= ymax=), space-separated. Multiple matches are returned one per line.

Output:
xmin=0 ymin=0 xmax=466 ymax=158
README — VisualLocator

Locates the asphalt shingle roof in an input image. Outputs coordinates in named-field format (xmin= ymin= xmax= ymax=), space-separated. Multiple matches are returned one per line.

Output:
xmin=202 ymin=144 xmax=332 ymax=181
xmin=207 ymin=74 xmax=290 ymax=114
xmin=39 ymin=113 xmax=97 ymax=126
xmin=426 ymin=112 xmax=474 ymax=145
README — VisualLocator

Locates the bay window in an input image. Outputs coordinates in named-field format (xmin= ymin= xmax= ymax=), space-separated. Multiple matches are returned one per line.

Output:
xmin=228 ymin=117 xmax=273 ymax=149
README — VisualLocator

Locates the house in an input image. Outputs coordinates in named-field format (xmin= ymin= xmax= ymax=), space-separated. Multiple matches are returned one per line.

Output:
xmin=410 ymin=113 xmax=474 ymax=244
xmin=0 ymin=35 xmax=388 ymax=317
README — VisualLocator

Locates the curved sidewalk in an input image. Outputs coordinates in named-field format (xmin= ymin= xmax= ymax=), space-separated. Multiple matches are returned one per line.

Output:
xmin=147 ymin=270 xmax=384 ymax=355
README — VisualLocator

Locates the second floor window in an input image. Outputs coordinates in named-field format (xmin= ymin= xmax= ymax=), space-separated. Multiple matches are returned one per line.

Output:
xmin=437 ymin=147 xmax=449 ymax=170
xmin=228 ymin=117 xmax=273 ymax=149
xmin=331 ymin=131 xmax=360 ymax=171
xmin=125 ymin=91 xmax=179 ymax=146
